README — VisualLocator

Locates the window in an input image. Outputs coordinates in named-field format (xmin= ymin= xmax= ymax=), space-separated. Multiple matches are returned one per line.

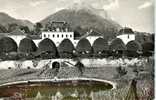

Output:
xmin=44 ymin=34 xmax=46 ymax=38
xmin=62 ymin=34 xmax=64 ymax=38
xmin=70 ymin=35 xmax=72 ymax=38
xmin=8 ymin=67 xmax=11 ymax=69
xmin=48 ymin=34 xmax=50 ymax=38
xmin=53 ymin=34 xmax=55 ymax=38
xmin=57 ymin=34 xmax=59 ymax=38
xmin=66 ymin=34 xmax=68 ymax=38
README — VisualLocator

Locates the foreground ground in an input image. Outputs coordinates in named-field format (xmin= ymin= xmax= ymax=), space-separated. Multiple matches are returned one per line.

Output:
xmin=0 ymin=57 xmax=154 ymax=100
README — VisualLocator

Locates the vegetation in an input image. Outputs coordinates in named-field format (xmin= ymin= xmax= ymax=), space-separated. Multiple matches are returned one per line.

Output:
xmin=0 ymin=24 xmax=8 ymax=33
xmin=116 ymin=66 xmax=127 ymax=78
xmin=142 ymin=42 xmax=154 ymax=57
xmin=33 ymin=22 xmax=43 ymax=35
xmin=75 ymin=61 xmax=85 ymax=76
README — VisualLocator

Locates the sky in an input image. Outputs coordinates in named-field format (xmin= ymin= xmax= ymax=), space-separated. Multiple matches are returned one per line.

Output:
xmin=0 ymin=0 xmax=154 ymax=33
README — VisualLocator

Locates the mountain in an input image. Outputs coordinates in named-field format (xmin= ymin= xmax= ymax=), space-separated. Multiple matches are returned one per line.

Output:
xmin=0 ymin=12 xmax=34 ymax=30
xmin=67 ymin=2 xmax=110 ymax=19
xmin=41 ymin=4 xmax=121 ymax=40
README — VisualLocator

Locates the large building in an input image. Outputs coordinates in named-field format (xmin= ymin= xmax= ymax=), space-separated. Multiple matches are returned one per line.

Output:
xmin=116 ymin=27 xmax=135 ymax=44
xmin=42 ymin=21 xmax=74 ymax=46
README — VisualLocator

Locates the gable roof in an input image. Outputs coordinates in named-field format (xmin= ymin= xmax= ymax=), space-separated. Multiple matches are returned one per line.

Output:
xmin=117 ymin=27 xmax=134 ymax=36
xmin=80 ymin=29 xmax=102 ymax=39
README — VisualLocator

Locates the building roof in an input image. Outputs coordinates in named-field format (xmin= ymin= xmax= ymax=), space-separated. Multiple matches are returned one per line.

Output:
xmin=117 ymin=27 xmax=134 ymax=36
xmin=80 ymin=29 xmax=103 ymax=39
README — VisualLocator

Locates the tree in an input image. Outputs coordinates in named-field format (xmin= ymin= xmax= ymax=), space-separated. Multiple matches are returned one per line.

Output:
xmin=75 ymin=61 xmax=85 ymax=76
xmin=20 ymin=26 xmax=30 ymax=33
xmin=8 ymin=23 xmax=19 ymax=32
xmin=142 ymin=42 xmax=154 ymax=56
xmin=116 ymin=66 xmax=127 ymax=77
xmin=44 ymin=22 xmax=52 ymax=31
xmin=34 ymin=22 xmax=43 ymax=35
xmin=36 ymin=22 xmax=43 ymax=28
xmin=0 ymin=24 xmax=8 ymax=33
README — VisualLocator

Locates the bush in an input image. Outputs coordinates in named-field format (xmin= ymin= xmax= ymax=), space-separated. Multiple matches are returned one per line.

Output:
xmin=116 ymin=66 xmax=127 ymax=77
xmin=75 ymin=61 xmax=85 ymax=75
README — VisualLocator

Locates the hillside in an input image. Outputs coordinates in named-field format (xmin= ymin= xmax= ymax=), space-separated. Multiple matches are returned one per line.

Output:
xmin=41 ymin=7 xmax=121 ymax=40
xmin=0 ymin=12 xmax=34 ymax=30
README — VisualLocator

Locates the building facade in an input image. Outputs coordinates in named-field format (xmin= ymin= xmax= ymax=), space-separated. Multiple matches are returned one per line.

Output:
xmin=42 ymin=31 xmax=74 ymax=46
xmin=116 ymin=27 xmax=135 ymax=44
xmin=42 ymin=21 xmax=74 ymax=46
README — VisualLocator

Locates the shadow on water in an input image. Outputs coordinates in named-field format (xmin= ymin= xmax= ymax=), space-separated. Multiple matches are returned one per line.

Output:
xmin=0 ymin=79 xmax=113 ymax=100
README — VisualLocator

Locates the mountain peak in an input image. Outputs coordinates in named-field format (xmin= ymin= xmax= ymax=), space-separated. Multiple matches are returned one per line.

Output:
xmin=68 ymin=2 xmax=94 ymax=12
xmin=67 ymin=3 xmax=109 ymax=19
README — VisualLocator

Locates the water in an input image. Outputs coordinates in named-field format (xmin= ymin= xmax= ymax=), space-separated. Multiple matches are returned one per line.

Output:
xmin=0 ymin=80 xmax=113 ymax=100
